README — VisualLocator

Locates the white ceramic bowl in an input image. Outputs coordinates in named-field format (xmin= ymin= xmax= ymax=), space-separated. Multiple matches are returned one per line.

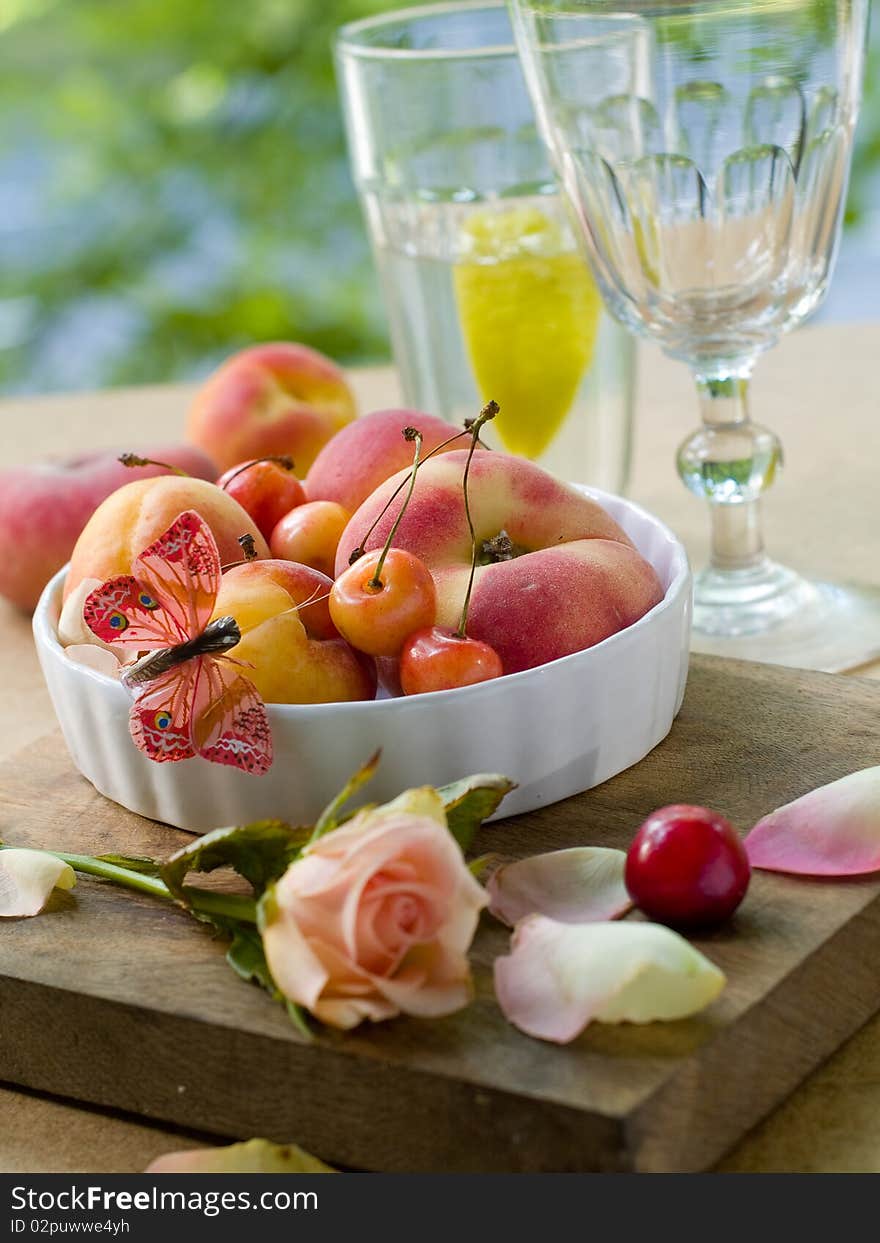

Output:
xmin=33 ymin=488 xmax=691 ymax=833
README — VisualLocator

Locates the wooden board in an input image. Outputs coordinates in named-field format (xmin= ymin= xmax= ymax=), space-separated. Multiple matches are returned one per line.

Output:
xmin=2 ymin=653 xmax=880 ymax=1173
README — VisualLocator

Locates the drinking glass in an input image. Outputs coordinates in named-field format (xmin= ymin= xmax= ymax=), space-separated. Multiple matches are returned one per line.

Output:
xmin=336 ymin=1 xmax=635 ymax=492
xmin=510 ymin=0 xmax=877 ymax=670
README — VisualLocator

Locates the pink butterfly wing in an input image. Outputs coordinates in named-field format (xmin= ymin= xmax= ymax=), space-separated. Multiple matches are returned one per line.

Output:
xmin=92 ymin=511 xmax=271 ymax=775
xmin=132 ymin=510 xmax=221 ymax=638
xmin=192 ymin=658 xmax=273 ymax=776
xmin=83 ymin=575 xmax=188 ymax=648
xmin=82 ymin=511 xmax=221 ymax=649
xmin=128 ymin=663 xmax=199 ymax=763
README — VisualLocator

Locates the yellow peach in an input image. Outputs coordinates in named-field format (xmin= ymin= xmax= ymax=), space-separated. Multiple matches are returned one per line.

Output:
xmin=65 ymin=476 xmax=269 ymax=602
xmin=213 ymin=560 xmax=376 ymax=705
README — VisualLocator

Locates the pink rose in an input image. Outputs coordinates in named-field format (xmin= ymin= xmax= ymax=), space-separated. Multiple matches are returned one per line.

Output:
xmin=261 ymin=790 xmax=488 ymax=1030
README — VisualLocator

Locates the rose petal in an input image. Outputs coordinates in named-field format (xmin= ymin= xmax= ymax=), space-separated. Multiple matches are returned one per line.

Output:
xmin=371 ymin=940 xmax=473 ymax=1018
xmin=0 ymin=848 xmax=76 ymax=917
xmin=745 ymin=767 xmax=880 ymax=876
xmin=494 ymin=917 xmax=725 ymax=1043
xmin=57 ymin=577 xmax=137 ymax=664
xmin=146 ymin=1137 xmax=335 ymax=1174
xmin=64 ymin=644 xmax=123 ymax=677
xmin=58 ymin=578 xmax=105 ymax=646
xmin=487 ymin=847 xmax=632 ymax=927
xmin=261 ymin=900 xmax=331 ymax=1013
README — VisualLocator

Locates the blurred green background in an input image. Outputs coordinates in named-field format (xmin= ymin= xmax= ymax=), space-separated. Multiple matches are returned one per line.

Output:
xmin=0 ymin=0 xmax=877 ymax=395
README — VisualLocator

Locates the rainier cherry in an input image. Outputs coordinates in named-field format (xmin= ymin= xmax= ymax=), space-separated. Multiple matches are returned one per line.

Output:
xmin=625 ymin=804 xmax=751 ymax=929
xmin=329 ymin=430 xmax=436 ymax=658
xmin=400 ymin=403 xmax=504 ymax=696
xmin=270 ymin=500 xmax=351 ymax=577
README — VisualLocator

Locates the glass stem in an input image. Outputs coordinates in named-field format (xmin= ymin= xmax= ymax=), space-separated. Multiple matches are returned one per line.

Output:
xmin=707 ymin=501 xmax=764 ymax=572
xmin=678 ymin=365 xmax=781 ymax=577
xmin=695 ymin=372 xmax=764 ymax=573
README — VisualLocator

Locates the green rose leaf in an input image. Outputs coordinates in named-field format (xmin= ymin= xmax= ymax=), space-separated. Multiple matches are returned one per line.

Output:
xmin=309 ymin=750 xmax=381 ymax=843
xmin=95 ymin=853 xmax=164 ymax=877
xmin=162 ymin=820 xmax=310 ymax=903
xmin=226 ymin=924 xmax=277 ymax=993
xmin=437 ymin=774 xmax=516 ymax=851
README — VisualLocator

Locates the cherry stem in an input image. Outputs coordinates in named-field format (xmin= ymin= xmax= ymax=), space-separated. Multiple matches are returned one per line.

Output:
xmin=220 ymin=455 xmax=295 ymax=489
xmin=118 ymin=453 xmax=190 ymax=477
xmin=350 ymin=422 xmax=488 ymax=565
xmin=368 ymin=429 xmax=423 ymax=590
xmin=238 ymin=533 xmax=258 ymax=561
xmin=220 ymin=532 xmax=260 ymax=573
xmin=456 ymin=401 xmax=499 ymax=639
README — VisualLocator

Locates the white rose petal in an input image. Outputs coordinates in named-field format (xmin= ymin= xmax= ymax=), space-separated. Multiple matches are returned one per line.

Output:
xmin=0 ymin=848 xmax=76 ymax=918
xmin=57 ymin=578 xmax=106 ymax=647
xmin=487 ymin=846 xmax=631 ymax=927
xmin=64 ymin=644 xmax=124 ymax=678
xmin=146 ymin=1137 xmax=335 ymax=1174
xmin=495 ymin=917 xmax=725 ymax=1043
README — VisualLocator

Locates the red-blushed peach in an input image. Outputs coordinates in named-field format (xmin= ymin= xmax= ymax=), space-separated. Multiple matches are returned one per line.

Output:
xmin=336 ymin=451 xmax=663 ymax=673
xmin=0 ymin=445 xmax=216 ymax=613
xmin=269 ymin=500 xmax=350 ymax=578
xmin=212 ymin=560 xmax=376 ymax=705
xmin=305 ymin=408 xmax=474 ymax=515
xmin=64 ymin=476 xmax=270 ymax=602
xmin=186 ymin=343 xmax=356 ymax=474
xmin=217 ymin=458 xmax=307 ymax=540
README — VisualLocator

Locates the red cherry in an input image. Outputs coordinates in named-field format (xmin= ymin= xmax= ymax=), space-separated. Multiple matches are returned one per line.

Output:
xmin=624 ymin=804 xmax=750 ymax=929
xmin=218 ymin=457 xmax=306 ymax=540
xmin=400 ymin=625 xmax=503 ymax=695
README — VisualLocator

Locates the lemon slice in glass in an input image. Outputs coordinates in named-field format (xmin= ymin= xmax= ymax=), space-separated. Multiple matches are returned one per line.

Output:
xmin=453 ymin=205 xmax=602 ymax=460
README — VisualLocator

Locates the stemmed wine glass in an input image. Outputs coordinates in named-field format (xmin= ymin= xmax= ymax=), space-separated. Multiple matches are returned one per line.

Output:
xmin=509 ymin=0 xmax=875 ymax=670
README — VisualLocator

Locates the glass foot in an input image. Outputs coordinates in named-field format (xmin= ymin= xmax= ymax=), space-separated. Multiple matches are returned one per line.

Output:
xmin=691 ymin=563 xmax=880 ymax=672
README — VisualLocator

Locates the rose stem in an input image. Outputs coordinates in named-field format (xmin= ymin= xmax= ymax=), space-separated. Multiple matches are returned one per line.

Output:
xmin=118 ymin=453 xmax=190 ymax=477
xmin=219 ymin=455 xmax=296 ymax=489
xmin=456 ymin=401 xmax=498 ymax=639
xmin=45 ymin=850 xmax=257 ymax=923
xmin=367 ymin=428 xmax=422 ymax=590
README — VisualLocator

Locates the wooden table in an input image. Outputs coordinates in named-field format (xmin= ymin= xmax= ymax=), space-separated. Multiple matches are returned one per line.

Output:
xmin=2 ymin=323 xmax=880 ymax=1173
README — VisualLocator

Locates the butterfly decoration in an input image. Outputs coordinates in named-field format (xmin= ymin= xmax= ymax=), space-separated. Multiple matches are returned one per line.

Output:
xmin=82 ymin=510 xmax=273 ymax=775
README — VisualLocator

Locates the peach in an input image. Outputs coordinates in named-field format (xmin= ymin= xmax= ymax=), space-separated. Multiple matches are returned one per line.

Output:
xmin=337 ymin=451 xmax=664 ymax=674
xmin=217 ymin=458 xmax=307 ymax=540
xmin=212 ymin=560 xmax=376 ymax=704
xmin=269 ymin=501 xmax=350 ymax=578
xmin=305 ymin=408 xmax=474 ymax=515
xmin=65 ymin=476 xmax=269 ymax=602
xmin=0 ymin=444 xmax=216 ymax=613
xmin=187 ymin=342 xmax=356 ymax=474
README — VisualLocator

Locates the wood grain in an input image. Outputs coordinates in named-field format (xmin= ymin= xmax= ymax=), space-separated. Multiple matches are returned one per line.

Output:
xmin=2 ymin=655 xmax=880 ymax=1172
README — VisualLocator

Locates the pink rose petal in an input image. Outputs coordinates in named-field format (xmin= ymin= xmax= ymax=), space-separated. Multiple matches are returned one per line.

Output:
xmin=0 ymin=848 xmax=75 ymax=917
xmin=262 ymin=807 xmax=487 ymax=1030
xmin=745 ymin=767 xmax=880 ymax=876
xmin=487 ymin=846 xmax=632 ymax=927
xmin=494 ymin=917 xmax=725 ymax=1043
